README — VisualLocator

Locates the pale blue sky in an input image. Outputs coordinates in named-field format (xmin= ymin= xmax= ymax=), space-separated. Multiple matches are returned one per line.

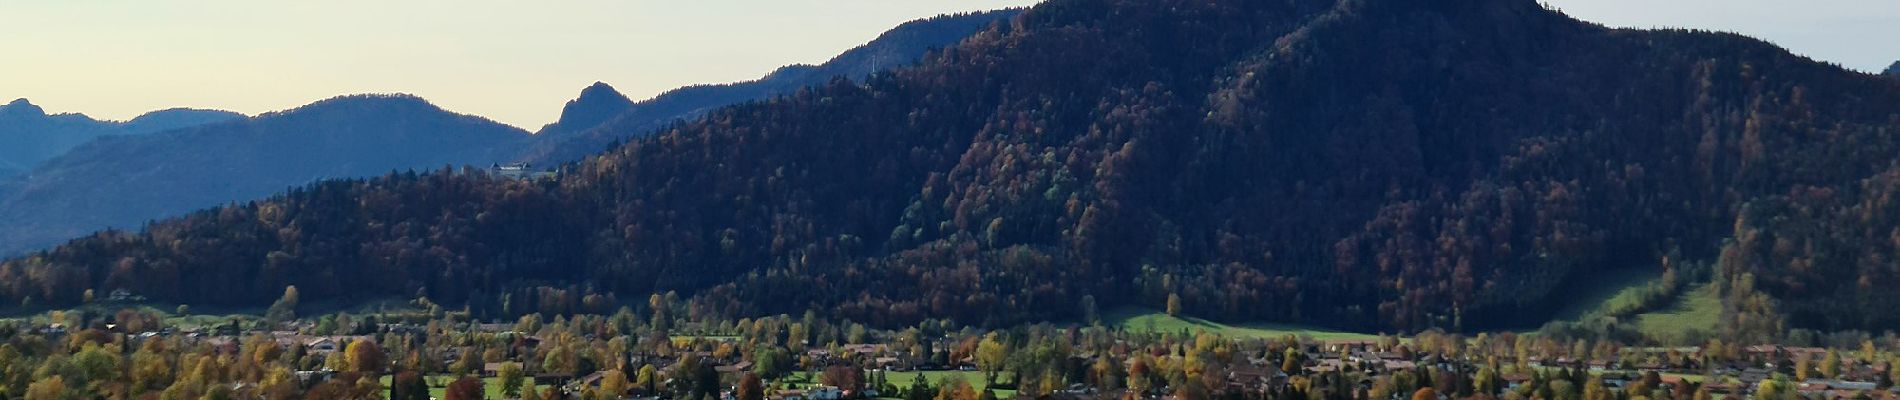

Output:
xmin=2 ymin=0 xmax=1893 ymax=129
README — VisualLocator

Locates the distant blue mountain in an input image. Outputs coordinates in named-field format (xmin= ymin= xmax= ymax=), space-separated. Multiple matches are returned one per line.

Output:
xmin=0 ymin=9 xmax=1020 ymax=256
xmin=0 ymin=95 xmax=530 ymax=255
xmin=1886 ymin=60 xmax=1899 ymax=76
xmin=0 ymin=99 xmax=242 ymax=179
xmin=517 ymin=9 xmax=1022 ymax=164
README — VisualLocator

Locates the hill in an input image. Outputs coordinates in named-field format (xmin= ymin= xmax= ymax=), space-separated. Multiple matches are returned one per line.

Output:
xmin=0 ymin=99 xmax=242 ymax=179
xmin=514 ymin=9 xmax=1023 ymax=164
xmin=1886 ymin=60 xmax=1899 ymax=76
xmin=7 ymin=0 xmax=1900 ymax=336
xmin=0 ymin=94 xmax=530 ymax=256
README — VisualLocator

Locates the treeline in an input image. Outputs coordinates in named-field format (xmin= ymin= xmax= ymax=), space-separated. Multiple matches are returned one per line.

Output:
xmin=5 ymin=0 xmax=1900 ymax=335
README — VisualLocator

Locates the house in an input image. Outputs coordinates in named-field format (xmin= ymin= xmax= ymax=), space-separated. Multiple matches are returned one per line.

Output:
xmin=1501 ymin=373 xmax=1532 ymax=389
xmin=1310 ymin=359 xmax=1348 ymax=373
xmin=270 ymin=334 xmax=372 ymax=353
xmin=873 ymin=357 xmax=908 ymax=371
xmin=1703 ymin=382 xmax=1740 ymax=396
xmin=566 ymin=371 xmax=612 ymax=393
xmin=1227 ymin=364 xmax=1274 ymax=392
xmin=107 ymin=289 xmax=145 ymax=302
xmin=536 ymin=373 xmax=577 ymax=386
xmin=840 ymin=344 xmax=887 ymax=355
xmin=773 ymin=387 xmax=842 ymax=400
xmin=306 ymin=337 xmax=339 ymax=352
xmin=493 ymin=163 xmax=554 ymax=180
xmin=715 ymin=361 xmax=755 ymax=375
xmin=294 ymin=369 xmax=338 ymax=386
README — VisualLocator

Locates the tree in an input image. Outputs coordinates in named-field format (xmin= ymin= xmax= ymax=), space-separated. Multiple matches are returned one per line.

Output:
xmin=823 ymin=365 xmax=864 ymax=392
xmin=265 ymin=286 xmax=300 ymax=326
xmin=975 ymin=334 xmax=1008 ymax=376
xmin=24 ymin=376 xmax=66 ymax=400
xmin=1757 ymin=375 xmax=1797 ymax=400
xmin=71 ymin=344 xmax=123 ymax=389
xmin=598 ymin=370 xmax=629 ymax=400
xmin=754 ymin=348 xmax=790 ymax=379
xmin=1412 ymin=387 xmax=1437 ymax=400
xmin=347 ymin=340 xmax=386 ymax=374
xmin=1175 ymin=379 xmax=1209 ymax=400
xmin=1080 ymin=295 xmax=1099 ymax=325
xmin=1583 ymin=377 xmax=1612 ymax=400
xmin=445 ymin=377 xmax=484 ymax=400
xmin=355 ymin=376 xmax=386 ymax=400
xmin=500 ymin=363 xmax=525 ymax=399
xmin=1821 ymin=350 xmax=1843 ymax=379
xmin=391 ymin=372 xmax=429 ymax=400
xmin=1166 ymin=294 xmax=1183 ymax=317
xmin=130 ymin=346 xmax=173 ymax=394
xmin=906 ymin=373 xmax=935 ymax=400
xmin=934 ymin=378 xmax=977 ymax=400
xmin=738 ymin=373 xmax=765 ymax=400
xmin=635 ymin=364 xmax=658 ymax=393
xmin=1474 ymin=366 xmax=1500 ymax=396
xmin=1127 ymin=357 xmax=1152 ymax=394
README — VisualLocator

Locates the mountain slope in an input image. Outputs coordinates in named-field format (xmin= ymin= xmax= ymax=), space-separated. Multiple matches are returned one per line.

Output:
xmin=0 ymin=99 xmax=242 ymax=179
xmin=515 ymin=9 xmax=1023 ymax=164
xmin=8 ymin=0 xmax=1900 ymax=334
xmin=0 ymin=94 xmax=529 ymax=255
xmin=1886 ymin=60 xmax=1898 ymax=76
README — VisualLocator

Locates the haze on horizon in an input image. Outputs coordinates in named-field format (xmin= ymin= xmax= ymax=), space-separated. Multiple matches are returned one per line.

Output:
xmin=2 ymin=0 xmax=1893 ymax=130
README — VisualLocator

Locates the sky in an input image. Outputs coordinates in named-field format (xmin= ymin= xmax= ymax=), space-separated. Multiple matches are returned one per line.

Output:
xmin=2 ymin=0 xmax=1895 ymax=130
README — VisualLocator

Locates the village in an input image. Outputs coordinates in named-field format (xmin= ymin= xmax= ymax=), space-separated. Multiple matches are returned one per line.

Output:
xmin=6 ymin=296 xmax=1900 ymax=400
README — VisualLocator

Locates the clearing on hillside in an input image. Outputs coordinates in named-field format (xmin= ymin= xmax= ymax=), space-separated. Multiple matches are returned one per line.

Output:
xmin=1631 ymin=284 xmax=1722 ymax=341
xmin=1548 ymin=268 xmax=1665 ymax=322
xmin=1103 ymin=307 xmax=1381 ymax=341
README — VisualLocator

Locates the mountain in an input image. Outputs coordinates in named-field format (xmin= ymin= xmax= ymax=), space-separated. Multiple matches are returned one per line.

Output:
xmin=0 ymin=99 xmax=242 ymax=178
xmin=535 ymin=82 xmax=635 ymax=137
xmin=1886 ymin=60 xmax=1899 ymax=76
xmin=0 ymin=11 xmax=1016 ymax=257
xmin=9 ymin=0 xmax=1900 ymax=335
xmin=0 ymin=94 xmax=529 ymax=255
xmin=515 ymin=9 xmax=1023 ymax=164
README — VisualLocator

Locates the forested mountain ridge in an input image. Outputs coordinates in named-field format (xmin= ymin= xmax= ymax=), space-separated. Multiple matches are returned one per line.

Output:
xmin=0 ymin=94 xmax=531 ymax=256
xmin=514 ymin=9 xmax=1024 ymax=165
xmin=1885 ymin=60 xmax=1898 ymax=76
xmin=7 ymin=0 xmax=1900 ymax=336
xmin=0 ymin=99 xmax=242 ymax=180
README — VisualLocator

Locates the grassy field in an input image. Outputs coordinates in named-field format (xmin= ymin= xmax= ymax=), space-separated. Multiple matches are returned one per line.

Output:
xmin=1632 ymin=284 xmax=1721 ymax=340
xmin=377 ymin=374 xmax=512 ymax=399
xmin=1535 ymin=266 xmax=1722 ymax=341
xmin=782 ymin=369 xmax=1014 ymax=399
xmin=877 ymin=370 xmax=1015 ymax=398
xmin=1104 ymin=307 xmax=1382 ymax=341
xmin=1548 ymin=268 xmax=1664 ymax=322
